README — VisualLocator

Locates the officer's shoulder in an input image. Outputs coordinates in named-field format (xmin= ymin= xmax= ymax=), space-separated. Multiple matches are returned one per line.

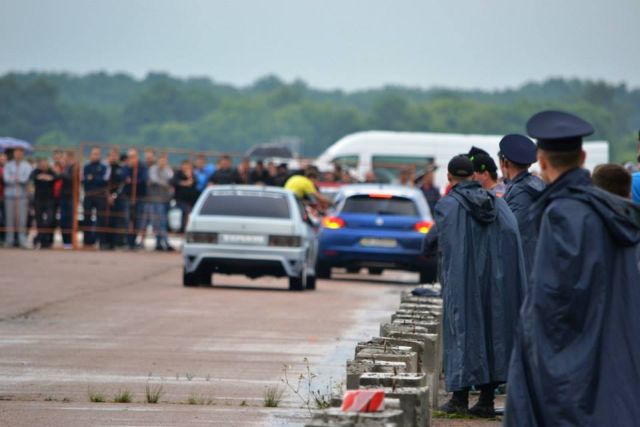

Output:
xmin=524 ymin=175 xmax=545 ymax=192
xmin=544 ymin=197 xmax=594 ymax=224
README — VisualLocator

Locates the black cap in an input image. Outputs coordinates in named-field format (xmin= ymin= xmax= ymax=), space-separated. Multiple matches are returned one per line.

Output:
xmin=471 ymin=153 xmax=497 ymax=174
xmin=526 ymin=110 xmax=594 ymax=152
xmin=499 ymin=134 xmax=537 ymax=165
xmin=448 ymin=155 xmax=474 ymax=178
xmin=468 ymin=146 xmax=489 ymax=160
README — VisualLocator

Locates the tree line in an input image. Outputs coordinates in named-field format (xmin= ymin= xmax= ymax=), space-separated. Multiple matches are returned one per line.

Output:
xmin=1 ymin=72 xmax=638 ymax=161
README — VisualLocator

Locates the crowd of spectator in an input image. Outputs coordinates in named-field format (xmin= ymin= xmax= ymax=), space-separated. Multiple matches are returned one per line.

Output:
xmin=3 ymin=144 xmax=638 ymax=252
xmin=0 ymin=147 xmax=355 ymax=251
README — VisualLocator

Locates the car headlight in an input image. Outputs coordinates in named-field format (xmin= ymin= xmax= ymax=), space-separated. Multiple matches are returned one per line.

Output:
xmin=186 ymin=232 xmax=218 ymax=244
xmin=268 ymin=235 xmax=302 ymax=247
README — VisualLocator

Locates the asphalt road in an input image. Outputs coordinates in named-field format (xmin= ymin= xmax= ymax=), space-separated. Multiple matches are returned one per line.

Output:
xmin=0 ymin=249 xmax=414 ymax=426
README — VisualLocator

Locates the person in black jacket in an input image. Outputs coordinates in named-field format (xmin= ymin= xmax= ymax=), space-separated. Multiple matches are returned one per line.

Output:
xmin=82 ymin=147 xmax=110 ymax=248
xmin=171 ymin=160 xmax=199 ymax=233
xmin=30 ymin=158 xmax=58 ymax=248
xmin=103 ymin=148 xmax=126 ymax=249
xmin=59 ymin=151 xmax=78 ymax=249
xmin=208 ymin=155 xmax=240 ymax=185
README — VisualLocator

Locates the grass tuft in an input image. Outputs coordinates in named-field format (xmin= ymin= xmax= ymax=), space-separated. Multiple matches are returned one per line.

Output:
xmin=145 ymin=383 xmax=164 ymax=404
xmin=88 ymin=389 xmax=106 ymax=403
xmin=263 ymin=385 xmax=284 ymax=408
xmin=113 ymin=389 xmax=133 ymax=403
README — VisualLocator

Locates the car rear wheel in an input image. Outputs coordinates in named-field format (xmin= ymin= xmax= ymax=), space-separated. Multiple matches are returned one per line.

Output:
xmin=200 ymin=272 xmax=213 ymax=286
xmin=419 ymin=266 xmax=437 ymax=284
xmin=368 ymin=268 xmax=384 ymax=276
xmin=306 ymin=274 xmax=316 ymax=291
xmin=316 ymin=263 xmax=331 ymax=279
xmin=289 ymin=274 xmax=305 ymax=291
xmin=346 ymin=267 xmax=360 ymax=274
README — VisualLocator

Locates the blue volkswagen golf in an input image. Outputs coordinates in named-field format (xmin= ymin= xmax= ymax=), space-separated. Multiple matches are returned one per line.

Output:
xmin=316 ymin=185 xmax=437 ymax=283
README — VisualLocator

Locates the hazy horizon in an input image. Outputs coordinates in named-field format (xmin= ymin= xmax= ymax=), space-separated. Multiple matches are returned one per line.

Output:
xmin=2 ymin=0 xmax=639 ymax=91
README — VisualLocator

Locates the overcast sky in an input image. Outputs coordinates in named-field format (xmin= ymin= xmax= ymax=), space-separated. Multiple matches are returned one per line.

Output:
xmin=1 ymin=0 xmax=639 ymax=91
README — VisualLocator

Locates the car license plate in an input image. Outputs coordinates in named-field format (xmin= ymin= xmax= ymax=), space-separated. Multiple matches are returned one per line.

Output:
xmin=360 ymin=238 xmax=397 ymax=248
xmin=219 ymin=233 xmax=267 ymax=245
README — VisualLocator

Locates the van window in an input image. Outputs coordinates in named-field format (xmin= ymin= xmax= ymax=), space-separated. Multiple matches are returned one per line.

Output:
xmin=372 ymin=155 xmax=434 ymax=183
xmin=333 ymin=155 xmax=359 ymax=168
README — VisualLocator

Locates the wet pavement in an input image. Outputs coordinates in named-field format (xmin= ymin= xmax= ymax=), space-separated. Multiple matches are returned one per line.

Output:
xmin=0 ymin=249 xmax=412 ymax=426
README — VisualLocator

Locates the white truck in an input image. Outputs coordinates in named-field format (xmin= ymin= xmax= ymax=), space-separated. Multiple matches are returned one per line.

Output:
xmin=315 ymin=130 xmax=609 ymax=189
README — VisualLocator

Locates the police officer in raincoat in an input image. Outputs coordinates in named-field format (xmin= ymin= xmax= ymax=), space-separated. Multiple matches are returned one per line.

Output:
xmin=435 ymin=155 xmax=526 ymax=417
xmin=498 ymin=134 xmax=545 ymax=280
xmin=505 ymin=111 xmax=640 ymax=426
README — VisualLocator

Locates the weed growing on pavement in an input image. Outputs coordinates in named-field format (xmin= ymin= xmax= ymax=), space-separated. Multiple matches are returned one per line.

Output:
xmin=145 ymin=383 xmax=164 ymax=404
xmin=88 ymin=389 xmax=106 ymax=403
xmin=263 ymin=385 xmax=284 ymax=408
xmin=187 ymin=393 xmax=214 ymax=405
xmin=113 ymin=389 xmax=133 ymax=403
xmin=282 ymin=357 xmax=339 ymax=415
xmin=185 ymin=372 xmax=194 ymax=381
xmin=240 ymin=400 xmax=248 ymax=407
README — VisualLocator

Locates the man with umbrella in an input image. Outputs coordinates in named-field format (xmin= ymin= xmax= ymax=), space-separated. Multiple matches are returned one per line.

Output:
xmin=3 ymin=147 xmax=33 ymax=248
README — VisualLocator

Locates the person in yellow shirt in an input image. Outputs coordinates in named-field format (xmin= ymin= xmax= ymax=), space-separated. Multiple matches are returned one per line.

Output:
xmin=285 ymin=167 xmax=331 ymax=209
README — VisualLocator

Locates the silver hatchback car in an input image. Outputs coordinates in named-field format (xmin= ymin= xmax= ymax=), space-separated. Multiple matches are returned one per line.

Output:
xmin=182 ymin=186 xmax=318 ymax=291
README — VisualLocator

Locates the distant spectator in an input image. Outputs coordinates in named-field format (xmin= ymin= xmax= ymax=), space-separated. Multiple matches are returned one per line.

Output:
xmin=104 ymin=148 xmax=126 ymax=249
xmin=592 ymin=164 xmax=632 ymax=198
xmin=121 ymin=149 xmax=148 ymax=250
xmin=340 ymin=170 xmax=354 ymax=184
xmin=144 ymin=149 xmax=156 ymax=169
xmin=3 ymin=147 xmax=33 ymax=248
xmin=322 ymin=171 xmax=335 ymax=183
xmin=194 ymin=154 xmax=215 ymax=192
xmin=208 ymin=155 xmax=240 ymax=185
xmin=273 ymin=163 xmax=289 ymax=187
xmin=363 ymin=170 xmax=377 ymax=183
xmin=250 ymin=160 xmax=272 ymax=185
xmin=59 ymin=151 xmax=78 ymax=249
xmin=398 ymin=166 xmax=414 ymax=187
xmin=0 ymin=152 xmax=6 ymax=244
xmin=632 ymin=153 xmax=640 ymax=204
xmin=82 ymin=147 xmax=110 ymax=248
xmin=237 ymin=158 xmax=251 ymax=184
xmin=418 ymin=164 xmax=441 ymax=213
xmin=148 ymin=153 xmax=174 ymax=251
xmin=30 ymin=158 xmax=58 ymax=248
xmin=171 ymin=160 xmax=200 ymax=233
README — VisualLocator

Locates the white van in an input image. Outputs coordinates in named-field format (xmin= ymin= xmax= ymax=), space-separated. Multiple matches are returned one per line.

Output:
xmin=315 ymin=131 xmax=609 ymax=189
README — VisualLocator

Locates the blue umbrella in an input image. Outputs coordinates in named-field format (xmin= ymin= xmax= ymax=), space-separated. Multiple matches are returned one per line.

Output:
xmin=0 ymin=137 xmax=34 ymax=154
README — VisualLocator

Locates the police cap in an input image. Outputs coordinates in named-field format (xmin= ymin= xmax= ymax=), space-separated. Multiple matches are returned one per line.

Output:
xmin=471 ymin=153 xmax=497 ymax=174
xmin=498 ymin=134 xmax=537 ymax=165
xmin=448 ymin=155 xmax=474 ymax=178
xmin=468 ymin=146 xmax=489 ymax=160
xmin=526 ymin=110 xmax=594 ymax=152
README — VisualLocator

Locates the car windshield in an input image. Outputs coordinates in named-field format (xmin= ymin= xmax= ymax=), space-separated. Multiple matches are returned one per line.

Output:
xmin=199 ymin=191 xmax=290 ymax=219
xmin=341 ymin=195 xmax=418 ymax=216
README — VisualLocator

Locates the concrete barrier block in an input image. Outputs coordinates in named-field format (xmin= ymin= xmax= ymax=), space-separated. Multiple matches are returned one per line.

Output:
xmin=359 ymin=372 xmax=427 ymax=388
xmin=308 ymin=404 xmax=404 ymax=427
xmin=357 ymin=337 xmax=427 ymax=374
xmin=360 ymin=385 xmax=430 ymax=427
xmin=390 ymin=319 xmax=439 ymax=334
xmin=355 ymin=346 xmax=418 ymax=373
xmin=346 ymin=359 xmax=407 ymax=390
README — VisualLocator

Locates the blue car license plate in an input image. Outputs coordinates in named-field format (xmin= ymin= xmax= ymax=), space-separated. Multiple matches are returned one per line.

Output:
xmin=360 ymin=238 xmax=398 ymax=248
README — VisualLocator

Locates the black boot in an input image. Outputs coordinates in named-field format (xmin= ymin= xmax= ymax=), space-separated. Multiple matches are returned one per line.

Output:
xmin=439 ymin=389 xmax=469 ymax=414
xmin=468 ymin=383 xmax=497 ymax=418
